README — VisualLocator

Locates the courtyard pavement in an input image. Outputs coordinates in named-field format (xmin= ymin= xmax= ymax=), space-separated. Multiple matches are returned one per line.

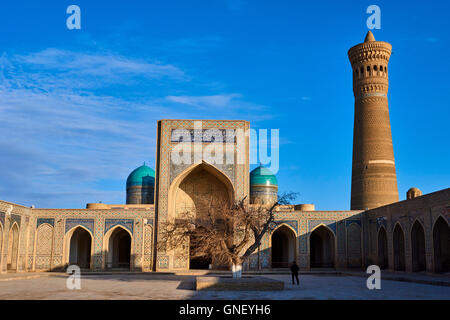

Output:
xmin=0 ymin=273 xmax=449 ymax=300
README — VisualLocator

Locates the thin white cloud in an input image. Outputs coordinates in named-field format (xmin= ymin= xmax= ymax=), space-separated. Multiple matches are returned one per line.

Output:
xmin=166 ymin=93 xmax=241 ymax=108
xmin=165 ymin=93 xmax=268 ymax=113
xmin=18 ymin=48 xmax=185 ymax=79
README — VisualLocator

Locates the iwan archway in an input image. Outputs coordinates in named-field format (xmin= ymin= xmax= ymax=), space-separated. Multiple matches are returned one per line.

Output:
xmin=65 ymin=226 xmax=93 ymax=270
xmin=377 ymin=226 xmax=388 ymax=269
xmin=411 ymin=220 xmax=426 ymax=272
xmin=433 ymin=216 xmax=450 ymax=273
xmin=310 ymin=225 xmax=335 ymax=268
xmin=169 ymin=161 xmax=234 ymax=269
xmin=104 ymin=226 xmax=132 ymax=270
xmin=271 ymin=225 xmax=296 ymax=268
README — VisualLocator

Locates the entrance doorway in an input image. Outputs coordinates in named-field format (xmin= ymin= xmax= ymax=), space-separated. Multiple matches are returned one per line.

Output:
xmin=411 ymin=221 xmax=426 ymax=272
xmin=69 ymin=227 xmax=92 ymax=269
xmin=393 ymin=224 xmax=406 ymax=271
xmin=271 ymin=225 xmax=296 ymax=268
xmin=107 ymin=227 xmax=131 ymax=269
xmin=377 ymin=227 xmax=388 ymax=269
xmin=433 ymin=217 xmax=450 ymax=273
xmin=310 ymin=226 xmax=335 ymax=268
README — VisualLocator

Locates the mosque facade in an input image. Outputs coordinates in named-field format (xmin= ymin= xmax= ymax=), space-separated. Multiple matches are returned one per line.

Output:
xmin=0 ymin=32 xmax=449 ymax=274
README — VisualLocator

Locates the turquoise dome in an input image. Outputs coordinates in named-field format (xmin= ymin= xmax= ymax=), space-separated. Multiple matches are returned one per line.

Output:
xmin=250 ymin=165 xmax=278 ymax=186
xmin=126 ymin=164 xmax=155 ymax=188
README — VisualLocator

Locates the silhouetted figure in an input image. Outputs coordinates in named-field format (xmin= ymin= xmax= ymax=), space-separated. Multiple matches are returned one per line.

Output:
xmin=290 ymin=261 xmax=299 ymax=285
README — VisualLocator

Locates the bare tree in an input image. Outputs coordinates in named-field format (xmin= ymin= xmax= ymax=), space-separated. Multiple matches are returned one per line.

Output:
xmin=158 ymin=192 xmax=297 ymax=277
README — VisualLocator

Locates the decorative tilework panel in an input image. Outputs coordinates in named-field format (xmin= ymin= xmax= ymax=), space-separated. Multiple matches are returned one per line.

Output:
xmin=37 ymin=218 xmax=54 ymax=228
xmin=173 ymin=255 xmax=188 ymax=269
xmin=35 ymin=224 xmax=53 ymax=270
xmin=157 ymin=255 xmax=169 ymax=269
xmin=104 ymin=219 xmax=134 ymax=234
xmin=308 ymin=219 xmax=337 ymax=234
xmin=346 ymin=219 xmax=361 ymax=227
xmin=143 ymin=224 xmax=153 ymax=270
xmin=271 ymin=220 xmax=298 ymax=234
xmin=65 ymin=218 xmax=94 ymax=234
xmin=261 ymin=255 xmax=270 ymax=268
xmin=11 ymin=214 xmax=21 ymax=227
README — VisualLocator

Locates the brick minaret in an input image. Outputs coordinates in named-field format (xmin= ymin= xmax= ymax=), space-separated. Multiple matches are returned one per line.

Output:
xmin=348 ymin=31 xmax=399 ymax=210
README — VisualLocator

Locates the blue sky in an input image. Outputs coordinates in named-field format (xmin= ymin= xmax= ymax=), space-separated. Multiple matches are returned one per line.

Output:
xmin=0 ymin=0 xmax=448 ymax=209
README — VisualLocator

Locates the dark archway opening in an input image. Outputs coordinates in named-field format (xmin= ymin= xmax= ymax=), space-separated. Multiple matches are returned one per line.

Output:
xmin=411 ymin=222 xmax=426 ymax=272
xmin=393 ymin=225 xmax=406 ymax=271
xmin=189 ymin=233 xmax=212 ymax=270
xmin=69 ymin=227 xmax=92 ymax=269
xmin=378 ymin=227 xmax=388 ymax=269
xmin=108 ymin=228 xmax=131 ymax=269
xmin=310 ymin=226 xmax=335 ymax=268
xmin=271 ymin=225 xmax=296 ymax=268
xmin=433 ymin=217 xmax=450 ymax=273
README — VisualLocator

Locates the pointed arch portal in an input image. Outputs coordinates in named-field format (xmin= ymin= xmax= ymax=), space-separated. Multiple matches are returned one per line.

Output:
xmin=169 ymin=162 xmax=234 ymax=270
xmin=107 ymin=227 xmax=132 ymax=269
xmin=69 ymin=227 xmax=92 ymax=269
xmin=377 ymin=227 xmax=388 ymax=269
xmin=411 ymin=221 xmax=426 ymax=272
xmin=271 ymin=225 xmax=296 ymax=268
xmin=310 ymin=226 xmax=335 ymax=268
xmin=433 ymin=217 xmax=450 ymax=273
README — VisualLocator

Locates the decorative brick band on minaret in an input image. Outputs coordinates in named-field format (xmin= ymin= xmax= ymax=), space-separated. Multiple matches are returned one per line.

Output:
xmin=348 ymin=31 xmax=399 ymax=210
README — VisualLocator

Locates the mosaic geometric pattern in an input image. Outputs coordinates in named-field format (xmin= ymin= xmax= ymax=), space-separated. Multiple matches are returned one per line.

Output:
xmin=346 ymin=219 xmax=361 ymax=227
xmin=143 ymin=224 xmax=153 ymax=270
xmin=65 ymin=218 xmax=94 ymax=234
xmin=271 ymin=220 xmax=298 ymax=234
xmin=261 ymin=254 xmax=270 ymax=268
xmin=37 ymin=218 xmax=54 ymax=228
xmin=53 ymin=220 xmax=64 ymax=263
xmin=157 ymin=255 xmax=169 ymax=269
xmin=11 ymin=214 xmax=21 ymax=227
xmin=376 ymin=216 xmax=387 ymax=231
xmin=173 ymin=255 xmax=188 ymax=269
xmin=27 ymin=216 xmax=36 ymax=270
xmin=35 ymin=224 xmax=53 ymax=270
xmin=104 ymin=219 xmax=134 ymax=234
xmin=308 ymin=219 xmax=337 ymax=234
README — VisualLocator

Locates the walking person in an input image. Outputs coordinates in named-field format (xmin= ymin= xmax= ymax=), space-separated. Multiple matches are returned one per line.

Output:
xmin=290 ymin=261 xmax=300 ymax=285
